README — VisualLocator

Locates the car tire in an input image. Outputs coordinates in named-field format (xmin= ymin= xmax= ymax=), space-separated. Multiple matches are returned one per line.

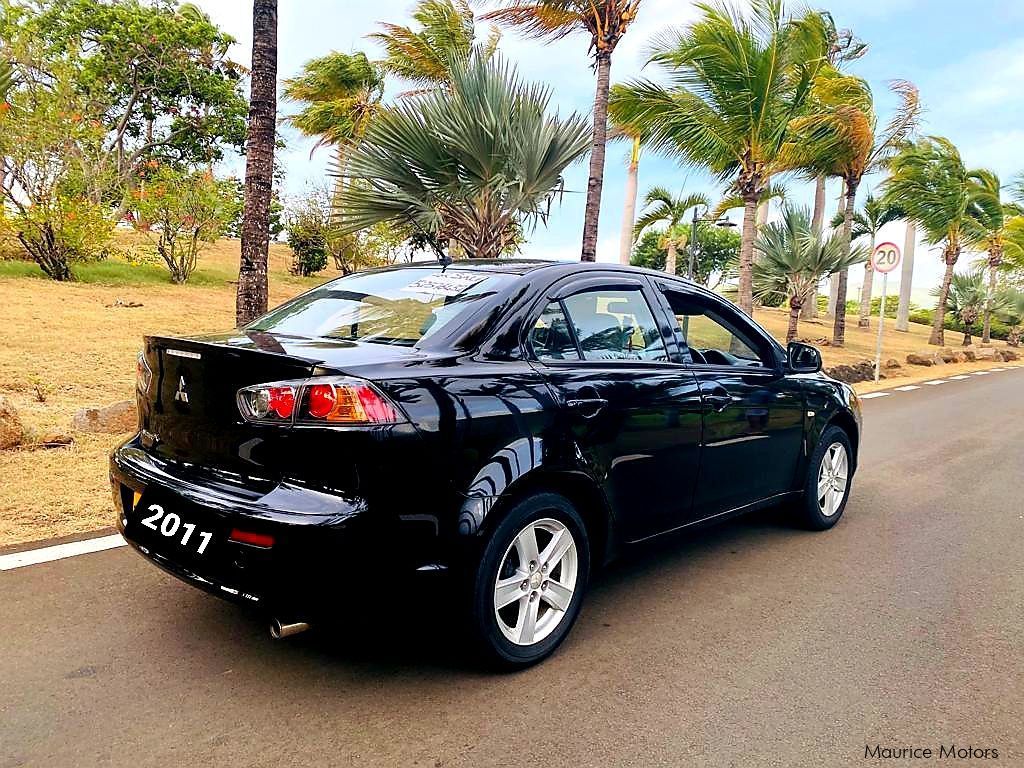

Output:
xmin=469 ymin=492 xmax=590 ymax=669
xmin=795 ymin=425 xmax=854 ymax=531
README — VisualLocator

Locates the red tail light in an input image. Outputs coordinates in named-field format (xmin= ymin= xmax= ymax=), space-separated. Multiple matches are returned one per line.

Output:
xmin=237 ymin=377 xmax=405 ymax=426
xmin=229 ymin=528 xmax=275 ymax=548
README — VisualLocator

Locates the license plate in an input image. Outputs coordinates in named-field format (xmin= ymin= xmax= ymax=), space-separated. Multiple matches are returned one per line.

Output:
xmin=133 ymin=499 xmax=215 ymax=557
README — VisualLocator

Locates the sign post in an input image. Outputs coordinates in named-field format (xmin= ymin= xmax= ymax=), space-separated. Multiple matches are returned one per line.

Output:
xmin=871 ymin=242 xmax=903 ymax=382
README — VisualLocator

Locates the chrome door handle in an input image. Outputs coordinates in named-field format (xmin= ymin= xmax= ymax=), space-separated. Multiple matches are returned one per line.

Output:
xmin=566 ymin=397 xmax=608 ymax=418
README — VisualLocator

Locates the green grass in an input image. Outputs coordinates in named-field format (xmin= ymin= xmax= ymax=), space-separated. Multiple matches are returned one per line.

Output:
xmin=0 ymin=257 xmax=241 ymax=286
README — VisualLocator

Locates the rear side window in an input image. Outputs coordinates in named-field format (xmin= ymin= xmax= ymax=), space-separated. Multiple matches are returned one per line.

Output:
xmin=558 ymin=288 xmax=668 ymax=362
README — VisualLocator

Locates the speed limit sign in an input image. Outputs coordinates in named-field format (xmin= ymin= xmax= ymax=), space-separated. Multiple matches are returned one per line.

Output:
xmin=871 ymin=242 xmax=902 ymax=273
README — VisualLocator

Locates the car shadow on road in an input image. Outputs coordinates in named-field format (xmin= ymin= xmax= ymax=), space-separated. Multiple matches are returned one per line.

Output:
xmin=199 ymin=504 xmax=809 ymax=679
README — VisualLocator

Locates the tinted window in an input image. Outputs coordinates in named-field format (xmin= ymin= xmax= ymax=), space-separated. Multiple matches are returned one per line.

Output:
xmin=248 ymin=268 xmax=514 ymax=346
xmin=561 ymin=289 xmax=668 ymax=362
xmin=529 ymin=302 xmax=580 ymax=361
xmin=663 ymin=291 xmax=767 ymax=366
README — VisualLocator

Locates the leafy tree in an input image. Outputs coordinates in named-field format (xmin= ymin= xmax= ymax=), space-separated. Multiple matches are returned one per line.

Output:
xmin=131 ymin=166 xmax=239 ymax=283
xmin=483 ymin=0 xmax=644 ymax=263
xmin=885 ymin=137 xmax=982 ymax=346
xmin=631 ymin=223 xmax=739 ymax=288
xmin=14 ymin=0 xmax=247 ymax=206
xmin=237 ymin=0 xmax=277 ymax=326
xmin=609 ymin=0 xmax=829 ymax=313
xmin=753 ymin=205 xmax=866 ymax=342
xmin=632 ymin=187 xmax=708 ymax=275
xmin=370 ymin=0 xmax=498 ymax=94
xmin=964 ymin=169 xmax=1024 ymax=343
xmin=335 ymin=54 xmax=590 ymax=260
xmin=831 ymin=194 xmax=904 ymax=328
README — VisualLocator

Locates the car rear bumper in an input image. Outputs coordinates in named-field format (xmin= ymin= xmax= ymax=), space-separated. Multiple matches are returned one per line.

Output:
xmin=110 ymin=437 xmax=443 ymax=616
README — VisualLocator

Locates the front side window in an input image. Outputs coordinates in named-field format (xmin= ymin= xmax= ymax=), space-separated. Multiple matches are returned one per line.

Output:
xmin=663 ymin=291 xmax=768 ymax=367
xmin=529 ymin=302 xmax=580 ymax=361
xmin=560 ymin=288 xmax=668 ymax=362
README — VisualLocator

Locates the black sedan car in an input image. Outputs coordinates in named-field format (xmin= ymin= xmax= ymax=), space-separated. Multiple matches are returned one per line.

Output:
xmin=111 ymin=260 xmax=862 ymax=667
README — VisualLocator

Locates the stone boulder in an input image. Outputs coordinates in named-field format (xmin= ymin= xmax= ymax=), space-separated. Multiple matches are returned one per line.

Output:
xmin=962 ymin=349 xmax=977 ymax=362
xmin=0 ymin=395 xmax=24 ymax=450
xmin=973 ymin=346 xmax=998 ymax=360
xmin=999 ymin=348 xmax=1019 ymax=362
xmin=72 ymin=400 xmax=137 ymax=434
xmin=883 ymin=358 xmax=902 ymax=371
xmin=906 ymin=352 xmax=936 ymax=367
xmin=825 ymin=360 xmax=877 ymax=383
xmin=37 ymin=431 xmax=74 ymax=448
xmin=938 ymin=348 xmax=958 ymax=363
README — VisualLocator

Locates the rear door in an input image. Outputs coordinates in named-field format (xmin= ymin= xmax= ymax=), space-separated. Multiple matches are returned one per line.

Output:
xmin=525 ymin=275 xmax=703 ymax=542
xmin=652 ymin=283 xmax=806 ymax=518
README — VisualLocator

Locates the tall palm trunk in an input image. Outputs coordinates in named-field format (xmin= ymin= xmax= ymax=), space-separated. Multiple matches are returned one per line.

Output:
xmin=827 ymin=185 xmax=847 ymax=318
xmin=832 ymin=180 xmax=857 ymax=347
xmin=895 ymin=220 xmax=916 ymax=332
xmin=857 ymin=233 xmax=877 ymax=328
xmin=786 ymin=295 xmax=803 ymax=343
xmin=665 ymin=240 xmax=677 ymax=276
xmin=618 ymin=136 xmax=640 ymax=265
xmin=981 ymin=248 xmax=1002 ymax=344
xmin=236 ymin=0 xmax=278 ymax=327
xmin=581 ymin=52 xmax=612 ymax=263
xmin=929 ymin=245 xmax=959 ymax=346
xmin=737 ymin=195 xmax=758 ymax=315
xmin=802 ymin=175 xmax=826 ymax=320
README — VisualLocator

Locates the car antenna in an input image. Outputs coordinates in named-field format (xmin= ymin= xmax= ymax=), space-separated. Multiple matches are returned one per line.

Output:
xmin=411 ymin=221 xmax=452 ymax=271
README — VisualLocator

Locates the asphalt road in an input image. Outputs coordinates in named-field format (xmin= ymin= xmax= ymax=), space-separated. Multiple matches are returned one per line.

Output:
xmin=3 ymin=369 xmax=1022 ymax=768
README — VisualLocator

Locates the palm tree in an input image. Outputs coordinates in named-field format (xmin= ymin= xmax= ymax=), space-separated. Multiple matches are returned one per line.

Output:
xmin=483 ymin=1 xmax=644 ymax=263
xmin=936 ymin=271 xmax=991 ymax=346
xmin=753 ymin=206 xmax=867 ymax=342
xmin=617 ymin=131 xmax=642 ymax=265
xmin=236 ymin=0 xmax=277 ymax=327
xmin=632 ymin=187 xmax=709 ymax=275
xmin=965 ymin=169 xmax=1024 ymax=343
xmin=370 ymin=0 xmax=498 ymax=94
xmin=832 ymin=194 xmax=904 ymax=328
xmin=794 ymin=75 xmax=920 ymax=346
xmin=283 ymin=52 xmax=384 ymax=154
xmin=997 ymin=287 xmax=1024 ymax=346
xmin=335 ymin=54 xmax=590 ymax=260
xmin=885 ymin=137 xmax=980 ymax=346
xmin=608 ymin=0 xmax=828 ymax=314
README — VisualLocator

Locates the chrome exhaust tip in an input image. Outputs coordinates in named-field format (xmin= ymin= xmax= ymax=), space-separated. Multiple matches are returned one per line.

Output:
xmin=269 ymin=618 xmax=310 ymax=640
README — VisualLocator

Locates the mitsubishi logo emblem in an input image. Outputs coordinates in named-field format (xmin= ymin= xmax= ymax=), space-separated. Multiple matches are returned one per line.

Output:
xmin=174 ymin=375 xmax=189 ymax=404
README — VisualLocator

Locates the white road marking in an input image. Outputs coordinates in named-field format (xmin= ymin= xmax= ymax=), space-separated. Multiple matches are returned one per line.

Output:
xmin=949 ymin=375 xmax=971 ymax=380
xmin=894 ymin=385 xmax=921 ymax=392
xmin=0 ymin=534 xmax=126 ymax=571
xmin=860 ymin=392 xmax=891 ymax=399
xmin=924 ymin=380 xmax=948 ymax=385
xmin=972 ymin=371 xmax=991 ymax=376
xmin=990 ymin=367 xmax=1006 ymax=371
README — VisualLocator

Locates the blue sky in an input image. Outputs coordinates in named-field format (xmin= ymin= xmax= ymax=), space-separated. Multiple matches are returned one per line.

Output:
xmin=196 ymin=0 xmax=1024 ymax=301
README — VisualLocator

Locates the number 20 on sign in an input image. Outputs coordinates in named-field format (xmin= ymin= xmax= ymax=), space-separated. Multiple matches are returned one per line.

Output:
xmin=872 ymin=242 xmax=902 ymax=382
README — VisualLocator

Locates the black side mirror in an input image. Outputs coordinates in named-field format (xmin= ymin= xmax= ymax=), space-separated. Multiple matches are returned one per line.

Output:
xmin=787 ymin=341 xmax=822 ymax=373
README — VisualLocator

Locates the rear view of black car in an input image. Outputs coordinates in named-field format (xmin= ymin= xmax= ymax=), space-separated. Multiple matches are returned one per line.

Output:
xmin=112 ymin=260 xmax=862 ymax=667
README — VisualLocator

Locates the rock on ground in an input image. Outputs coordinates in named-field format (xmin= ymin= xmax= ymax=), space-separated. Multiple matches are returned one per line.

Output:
xmin=72 ymin=401 xmax=137 ymax=434
xmin=0 ymin=395 xmax=25 ymax=450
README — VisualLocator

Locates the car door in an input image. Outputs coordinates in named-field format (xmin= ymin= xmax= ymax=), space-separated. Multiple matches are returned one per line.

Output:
xmin=525 ymin=274 xmax=704 ymax=542
xmin=653 ymin=282 xmax=806 ymax=518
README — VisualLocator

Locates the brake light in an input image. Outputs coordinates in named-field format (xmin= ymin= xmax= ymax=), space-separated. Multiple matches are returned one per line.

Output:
xmin=237 ymin=377 xmax=404 ymax=426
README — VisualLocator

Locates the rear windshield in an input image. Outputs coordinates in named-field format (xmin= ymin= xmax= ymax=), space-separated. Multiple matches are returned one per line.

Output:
xmin=247 ymin=267 xmax=515 ymax=346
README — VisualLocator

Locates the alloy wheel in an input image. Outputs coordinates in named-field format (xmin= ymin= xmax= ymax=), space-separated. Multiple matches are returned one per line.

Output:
xmin=817 ymin=442 xmax=849 ymax=517
xmin=493 ymin=518 xmax=578 ymax=646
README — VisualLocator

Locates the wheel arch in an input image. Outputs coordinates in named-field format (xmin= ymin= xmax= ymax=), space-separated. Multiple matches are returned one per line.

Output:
xmin=823 ymin=410 xmax=860 ymax=470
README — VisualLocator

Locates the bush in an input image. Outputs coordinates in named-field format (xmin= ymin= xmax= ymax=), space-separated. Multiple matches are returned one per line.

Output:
xmin=130 ymin=166 xmax=240 ymax=283
xmin=287 ymin=218 xmax=329 ymax=276
xmin=907 ymin=307 xmax=1010 ymax=341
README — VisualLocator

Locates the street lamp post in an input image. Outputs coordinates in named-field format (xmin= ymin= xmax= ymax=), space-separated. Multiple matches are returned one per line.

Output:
xmin=687 ymin=206 xmax=736 ymax=282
